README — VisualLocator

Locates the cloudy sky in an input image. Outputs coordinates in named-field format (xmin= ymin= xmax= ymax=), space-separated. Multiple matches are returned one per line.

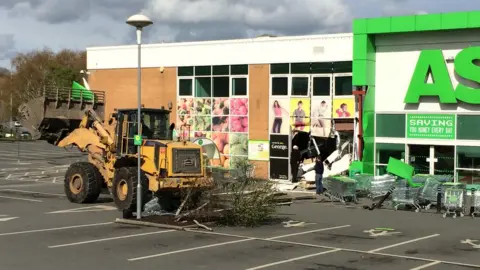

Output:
xmin=0 ymin=0 xmax=479 ymax=68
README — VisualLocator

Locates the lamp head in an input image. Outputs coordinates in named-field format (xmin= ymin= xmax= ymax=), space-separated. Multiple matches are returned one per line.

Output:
xmin=126 ymin=14 xmax=153 ymax=29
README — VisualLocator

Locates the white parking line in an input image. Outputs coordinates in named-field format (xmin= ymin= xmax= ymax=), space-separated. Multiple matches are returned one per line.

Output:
xmin=410 ymin=261 xmax=441 ymax=270
xmin=0 ymin=189 xmax=65 ymax=197
xmin=368 ymin=234 xmax=440 ymax=253
xmin=128 ymin=239 xmax=253 ymax=261
xmin=0 ymin=222 xmax=113 ymax=236
xmin=128 ymin=224 xmax=351 ymax=262
xmin=48 ymin=230 xmax=176 ymax=248
xmin=267 ymin=225 xmax=351 ymax=239
xmin=245 ymin=249 xmax=342 ymax=270
xmin=0 ymin=195 xmax=42 ymax=202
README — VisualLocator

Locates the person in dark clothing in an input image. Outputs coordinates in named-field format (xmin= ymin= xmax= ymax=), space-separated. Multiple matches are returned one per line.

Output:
xmin=290 ymin=145 xmax=301 ymax=183
xmin=314 ymin=156 xmax=325 ymax=196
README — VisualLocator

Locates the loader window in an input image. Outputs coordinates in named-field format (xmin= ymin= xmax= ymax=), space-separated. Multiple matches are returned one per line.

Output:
xmin=141 ymin=111 xmax=170 ymax=140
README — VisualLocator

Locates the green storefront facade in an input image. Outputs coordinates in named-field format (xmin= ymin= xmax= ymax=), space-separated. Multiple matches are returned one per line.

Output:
xmin=353 ymin=11 xmax=480 ymax=184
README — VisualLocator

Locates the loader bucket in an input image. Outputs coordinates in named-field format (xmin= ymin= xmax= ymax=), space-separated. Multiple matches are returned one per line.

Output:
xmin=18 ymin=85 xmax=105 ymax=143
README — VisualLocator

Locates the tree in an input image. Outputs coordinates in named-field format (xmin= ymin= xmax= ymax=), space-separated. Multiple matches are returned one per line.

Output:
xmin=8 ymin=48 xmax=86 ymax=104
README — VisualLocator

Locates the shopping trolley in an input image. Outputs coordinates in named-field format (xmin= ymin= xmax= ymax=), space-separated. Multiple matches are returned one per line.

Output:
xmin=417 ymin=177 xmax=442 ymax=210
xmin=391 ymin=180 xmax=422 ymax=212
xmin=466 ymin=186 xmax=480 ymax=218
xmin=323 ymin=176 xmax=357 ymax=204
xmin=442 ymin=188 xmax=466 ymax=219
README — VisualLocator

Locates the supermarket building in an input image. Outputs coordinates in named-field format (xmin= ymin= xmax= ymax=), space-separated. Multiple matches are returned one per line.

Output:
xmin=86 ymin=11 xmax=480 ymax=184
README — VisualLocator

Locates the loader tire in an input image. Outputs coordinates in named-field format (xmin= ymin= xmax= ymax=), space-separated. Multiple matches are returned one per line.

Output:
xmin=112 ymin=167 xmax=152 ymax=216
xmin=64 ymin=162 xmax=102 ymax=204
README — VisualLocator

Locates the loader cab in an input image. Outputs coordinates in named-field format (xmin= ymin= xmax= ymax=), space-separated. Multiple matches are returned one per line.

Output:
xmin=115 ymin=108 xmax=173 ymax=155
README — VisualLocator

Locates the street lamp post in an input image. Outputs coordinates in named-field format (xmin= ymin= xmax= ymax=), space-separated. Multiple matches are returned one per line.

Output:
xmin=126 ymin=13 xmax=153 ymax=220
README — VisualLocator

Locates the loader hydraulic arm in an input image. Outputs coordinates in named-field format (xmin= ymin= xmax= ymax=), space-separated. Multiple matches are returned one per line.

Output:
xmin=56 ymin=108 xmax=115 ymax=151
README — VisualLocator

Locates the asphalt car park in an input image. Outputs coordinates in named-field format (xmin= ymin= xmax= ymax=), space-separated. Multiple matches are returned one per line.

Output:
xmin=1 ymin=141 xmax=480 ymax=270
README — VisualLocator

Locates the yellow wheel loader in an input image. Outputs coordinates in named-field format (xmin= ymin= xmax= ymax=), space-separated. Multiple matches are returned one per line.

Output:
xmin=54 ymin=107 xmax=213 ymax=218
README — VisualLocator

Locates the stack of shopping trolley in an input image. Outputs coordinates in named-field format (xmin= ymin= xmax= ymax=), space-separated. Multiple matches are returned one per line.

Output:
xmin=368 ymin=174 xmax=397 ymax=200
xmin=323 ymin=176 xmax=358 ymax=204
xmin=391 ymin=179 xmax=423 ymax=212
xmin=442 ymin=182 xmax=467 ymax=218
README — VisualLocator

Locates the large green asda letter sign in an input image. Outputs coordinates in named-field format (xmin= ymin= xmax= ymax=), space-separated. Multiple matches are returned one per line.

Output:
xmin=404 ymin=47 xmax=480 ymax=104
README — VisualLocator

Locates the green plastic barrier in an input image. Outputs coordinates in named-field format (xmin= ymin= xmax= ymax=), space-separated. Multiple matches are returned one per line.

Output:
xmin=386 ymin=157 xmax=422 ymax=188
xmin=349 ymin=161 xmax=363 ymax=177
xmin=71 ymin=81 xmax=94 ymax=101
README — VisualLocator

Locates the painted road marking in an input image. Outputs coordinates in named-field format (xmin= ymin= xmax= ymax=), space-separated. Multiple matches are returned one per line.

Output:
xmin=180 ymin=228 xmax=480 ymax=269
xmin=368 ymin=234 xmax=440 ymax=253
xmin=46 ymin=205 xmax=117 ymax=214
xmin=246 ymin=249 xmax=341 ymax=270
xmin=267 ymin=224 xmax=351 ymax=239
xmin=460 ymin=239 xmax=480 ymax=248
xmin=48 ymin=230 xmax=176 ymax=248
xmin=0 ymin=195 xmax=42 ymax=202
xmin=0 ymin=189 xmax=65 ymax=197
xmin=0 ymin=222 xmax=114 ymax=237
xmin=128 ymin=224 xmax=351 ymax=261
xmin=409 ymin=261 xmax=442 ymax=270
xmin=128 ymin=239 xmax=254 ymax=261
xmin=282 ymin=220 xmax=316 ymax=228
xmin=0 ymin=215 xmax=18 ymax=222
xmin=363 ymin=228 xmax=402 ymax=237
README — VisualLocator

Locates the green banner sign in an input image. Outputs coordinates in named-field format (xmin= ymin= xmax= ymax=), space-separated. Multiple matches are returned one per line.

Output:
xmin=407 ymin=114 xmax=455 ymax=139
xmin=133 ymin=134 xmax=142 ymax=146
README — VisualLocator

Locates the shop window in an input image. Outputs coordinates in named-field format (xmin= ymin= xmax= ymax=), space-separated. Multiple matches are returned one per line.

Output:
xmin=178 ymin=66 xmax=194 ymax=76
xmin=375 ymin=165 xmax=388 ymax=175
xmin=375 ymin=143 xmax=405 ymax=164
xmin=270 ymin=63 xmax=289 ymax=74
xmin=271 ymin=77 xmax=288 ymax=96
xmin=232 ymin=77 xmax=247 ymax=96
xmin=231 ymin=65 xmax=248 ymax=75
xmin=457 ymin=146 xmax=480 ymax=170
xmin=456 ymin=169 xmax=480 ymax=185
xmin=312 ymin=77 xmax=331 ymax=96
xmin=213 ymin=76 xmax=229 ymax=97
xmin=179 ymin=79 xmax=193 ymax=96
xmin=376 ymin=114 xmax=406 ymax=138
xmin=194 ymin=66 xmax=211 ymax=76
xmin=332 ymin=61 xmax=352 ymax=73
xmin=334 ymin=76 xmax=352 ymax=96
xmin=457 ymin=115 xmax=480 ymax=140
xmin=291 ymin=77 xmax=309 ymax=96
xmin=195 ymin=77 xmax=211 ymax=97
xmin=212 ymin=65 xmax=229 ymax=75
xmin=311 ymin=62 xmax=332 ymax=74
xmin=291 ymin=63 xmax=310 ymax=74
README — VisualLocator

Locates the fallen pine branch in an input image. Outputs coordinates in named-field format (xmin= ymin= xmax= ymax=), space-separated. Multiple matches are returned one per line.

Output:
xmin=194 ymin=219 xmax=212 ymax=231
xmin=175 ymin=202 xmax=210 ymax=222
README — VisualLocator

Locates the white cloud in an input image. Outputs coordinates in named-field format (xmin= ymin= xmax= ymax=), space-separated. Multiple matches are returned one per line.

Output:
xmin=0 ymin=0 xmax=480 ymax=68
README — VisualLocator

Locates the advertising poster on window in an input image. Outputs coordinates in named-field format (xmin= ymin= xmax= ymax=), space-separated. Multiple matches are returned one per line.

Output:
xmin=248 ymin=140 xmax=269 ymax=161
xmin=270 ymin=134 xmax=289 ymax=158
xmin=270 ymin=158 xmax=289 ymax=180
xmin=177 ymin=98 xmax=194 ymax=115
xmin=212 ymin=98 xmax=229 ymax=116
xmin=194 ymin=98 xmax=212 ymax=115
xmin=212 ymin=132 xmax=229 ymax=168
xmin=229 ymin=133 xmax=248 ymax=156
xmin=332 ymin=97 xmax=354 ymax=118
xmin=269 ymin=98 xmax=290 ymax=134
xmin=311 ymin=98 xmax=332 ymax=137
xmin=290 ymin=98 xmax=311 ymax=132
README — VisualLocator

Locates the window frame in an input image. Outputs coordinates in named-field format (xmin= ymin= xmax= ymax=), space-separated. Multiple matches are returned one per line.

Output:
xmin=333 ymin=73 xmax=353 ymax=97
xmin=270 ymin=75 xmax=290 ymax=96
xmin=177 ymin=76 xmax=194 ymax=98
xmin=290 ymin=74 xmax=310 ymax=97
xmin=230 ymin=75 xmax=249 ymax=97
xmin=311 ymin=74 xmax=333 ymax=97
